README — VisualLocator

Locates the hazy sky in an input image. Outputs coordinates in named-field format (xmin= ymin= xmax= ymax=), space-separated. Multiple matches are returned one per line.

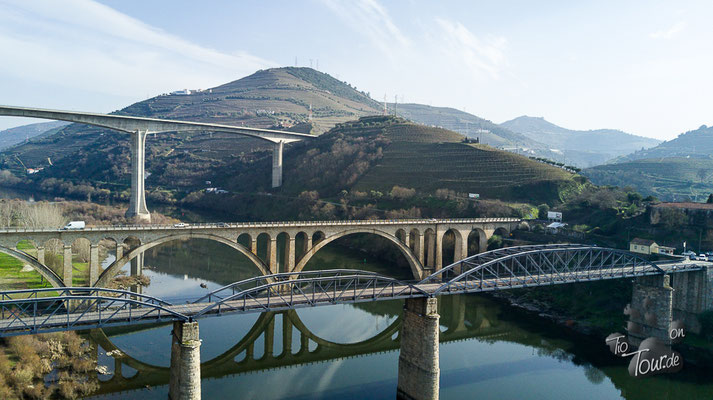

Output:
xmin=1 ymin=0 xmax=711 ymax=140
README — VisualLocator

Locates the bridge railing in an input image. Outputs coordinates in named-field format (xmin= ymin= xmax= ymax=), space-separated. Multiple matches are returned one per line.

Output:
xmin=193 ymin=269 xmax=390 ymax=303
xmin=0 ymin=291 xmax=187 ymax=336
xmin=193 ymin=272 xmax=429 ymax=317
xmin=431 ymin=246 xmax=669 ymax=295
xmin=0 ymin=217 xmax=522 ymax=233
xmin=420 ymin=244 xmax=585 ymax=284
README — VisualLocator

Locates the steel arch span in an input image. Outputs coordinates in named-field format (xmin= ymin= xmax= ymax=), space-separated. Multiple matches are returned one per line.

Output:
xmin=421 ymin=245 xmax=672 ymax=295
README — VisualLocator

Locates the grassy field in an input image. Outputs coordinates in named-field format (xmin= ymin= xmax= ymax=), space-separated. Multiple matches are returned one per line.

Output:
xmin=0 ymin=240 xmax=90 ymax=293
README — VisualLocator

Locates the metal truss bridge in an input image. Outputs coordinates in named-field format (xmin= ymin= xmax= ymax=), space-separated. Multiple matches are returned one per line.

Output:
xmin=0 ymin=244 xmax=706 ymax=337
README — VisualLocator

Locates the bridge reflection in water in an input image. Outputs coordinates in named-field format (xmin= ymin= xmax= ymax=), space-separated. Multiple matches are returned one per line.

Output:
xmin=88 ymin=295 xmax=504 ymax=398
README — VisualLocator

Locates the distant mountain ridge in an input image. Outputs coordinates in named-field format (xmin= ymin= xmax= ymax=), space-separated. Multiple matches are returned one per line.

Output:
xmin=500 ymin=116 xmax=661 ymax=167
xmin=582 ymin=124 xmax=713 ymax=201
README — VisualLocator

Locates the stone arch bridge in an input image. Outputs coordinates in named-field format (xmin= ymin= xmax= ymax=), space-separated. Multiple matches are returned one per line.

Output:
xmin=0 ymin=217 xmax=521 ymax=288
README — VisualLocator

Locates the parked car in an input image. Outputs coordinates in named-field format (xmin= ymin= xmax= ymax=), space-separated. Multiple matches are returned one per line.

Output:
xmin=216 ymin=222 xmax=229 ymax=227
xmin=174 ymin=223 xmax=189 ymax=228
xmin=682 ymin=250 xmax=697 ymax=260
xmin=700 ymin=254 xmax=707 ymax=260
xmin=62 ymin=221 xmax=85 ymax=230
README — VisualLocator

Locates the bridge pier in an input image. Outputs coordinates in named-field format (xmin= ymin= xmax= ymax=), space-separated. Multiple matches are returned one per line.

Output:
xmin=671 ymin=266 xmax=713 ymax=333
xmin=36 ymin=246 xmax=44 ymax=266
xmin=130 ymin=253 xmax=144 ymax=294
xmin=125 ymin=130 xmax=151 ymax=223
xmin=397 ymin=297 xmax=440 ymax=400
xmin=62 ymin=244 xmax=72 ymax=286
xmin=169 ymin=321 xmax=201 ymax=400
xmin=89 ymin=244 xmax=99 ymax=286
xmin=272 ymin=141 xmax=283 ymax=188
xmin=629 ymin=267 xmax=713 ymax=345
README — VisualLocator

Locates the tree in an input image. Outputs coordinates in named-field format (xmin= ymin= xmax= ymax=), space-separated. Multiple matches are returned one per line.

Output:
xmin=707 ymin=193 xmax=713 ymax=204
xmin=537 ymin=204 xmax=550 ymax=219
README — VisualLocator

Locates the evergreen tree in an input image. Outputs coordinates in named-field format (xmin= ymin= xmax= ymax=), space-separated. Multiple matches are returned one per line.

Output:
xmin=707 ymin=193 xmax=713 ymax=204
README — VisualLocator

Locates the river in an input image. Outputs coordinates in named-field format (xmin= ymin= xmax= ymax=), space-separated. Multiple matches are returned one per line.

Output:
xmin=79 ymin=238 xmax=713 ymax=399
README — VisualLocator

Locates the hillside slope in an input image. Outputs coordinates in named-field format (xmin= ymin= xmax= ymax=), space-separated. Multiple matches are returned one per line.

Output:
xmin=612 ymin=124 xmax=713 ymax=162
xmin=391 ymin=103 xmax=539 ymax=149
xmin=222 ymin=116 xmax=582 ymax=205
xmin=584 ymin=158 xmax=713 ymax=202
xmin=0 ymin=121 xmax=69 ymax=151
xmin=501 ymin=116 xmax=660 ymax=167
xmin=0 ymin=67 xmax=381 ymax=171
xmin=583 ymin=125 xmax=713 ymax=201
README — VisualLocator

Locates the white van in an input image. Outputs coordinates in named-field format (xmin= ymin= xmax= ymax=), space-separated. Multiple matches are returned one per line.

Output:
xmin=62 ymin=221 xmax=85 ymax=230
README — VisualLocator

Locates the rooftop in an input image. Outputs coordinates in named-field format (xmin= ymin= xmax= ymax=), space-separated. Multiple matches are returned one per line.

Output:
xmin=631 ymin=237 xmax=657 ymax=246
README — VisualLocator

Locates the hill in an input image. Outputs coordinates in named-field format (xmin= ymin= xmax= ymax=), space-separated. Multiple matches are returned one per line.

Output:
xmin=583 ymin=157 xmax=713 ymax=202
xmin=391 ymin=103 xmax=538 ymax=148
xmin=0 ymin=67 xmax=382 ymax=172
xmin=501 ymin=116 xmax=661 ymax=167
xmin=0 ymin=121 xmax=69 ymax=151
xmin=189 ymin=115 xmax=584 ymax=220
xmin=612 ymin=124 xmax=713 ymax=162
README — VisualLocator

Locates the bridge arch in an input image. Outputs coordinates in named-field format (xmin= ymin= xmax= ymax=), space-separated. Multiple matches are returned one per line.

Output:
xmin=93 ymin=233 xmax=270 ymax=287
xmin=0 ymin=245 xmax=64 ymax=288
xmin=467 ymin=228 xmax=487 ymax=256
xmin=293 ymin=228 xmax=424 ymax=279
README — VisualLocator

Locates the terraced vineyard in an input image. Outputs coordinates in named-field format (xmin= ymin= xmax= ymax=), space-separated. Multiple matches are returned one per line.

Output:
xmin=332 ymin=117 xmax=581 ymax=204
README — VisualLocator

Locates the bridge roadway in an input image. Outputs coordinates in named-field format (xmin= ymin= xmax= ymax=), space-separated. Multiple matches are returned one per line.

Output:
xmin=0 ymin=244 xmax=708 ymax=337
xmin=0 ymin=217 xmax=521 ymax=288
xmin=0 ymin=105 xmax=316 ymax=221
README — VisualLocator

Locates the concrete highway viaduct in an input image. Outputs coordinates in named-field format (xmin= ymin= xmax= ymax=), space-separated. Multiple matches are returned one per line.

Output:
xmin=0 ymin=105 xmax=315 ymax=222
xmin=0 ymin=217 xmax=522 ymax=288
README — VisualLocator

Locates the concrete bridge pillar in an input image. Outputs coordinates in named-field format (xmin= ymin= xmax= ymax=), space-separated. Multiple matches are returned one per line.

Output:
xmin=397 ymin=297 xmax=440 ymax=400
xmin=115 ymin=243 xmax=123 ymax=261
xmin=435 ymin=230 xmax=444 ymax=271
xmin=130 ymin=252 xmax=144 ymax=294
xmin=628 ymin=275 xmax=673 ymax=346
xmin=286 ymin=237 xmax=296 ymax=273
xmin=169 ymin=321 xmax=201 ymax=400
xmin=416 ymin=233 xmax=424 ymax=266
xmin=305 ymin=235 xmax=313 ymax=255
xmin=268 ymin=238 xmax=278 ymax=274
xmin=62 ymin=245 xmax=73 ymax=286
xmin=272 ymin=141 xmax=283 ymax=188
xmin=425 ymin=233 xmax=435 ymax=269
xmin=36 ymin=246 xmax=45 ymax=266
xmin=670 ymin=266 xmax=713 ymax=334
xmin=125 ymin=130 xmax=151 ymax=223
xmin=250 ymin=237 xmax=258 ymax=255
xmin=89 ymin=244 xmax=99 ymax=286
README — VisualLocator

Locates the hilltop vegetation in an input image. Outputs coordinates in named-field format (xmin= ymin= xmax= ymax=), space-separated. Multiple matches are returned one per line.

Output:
xmin=501 ymin=116 xmax=661 ymax=167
